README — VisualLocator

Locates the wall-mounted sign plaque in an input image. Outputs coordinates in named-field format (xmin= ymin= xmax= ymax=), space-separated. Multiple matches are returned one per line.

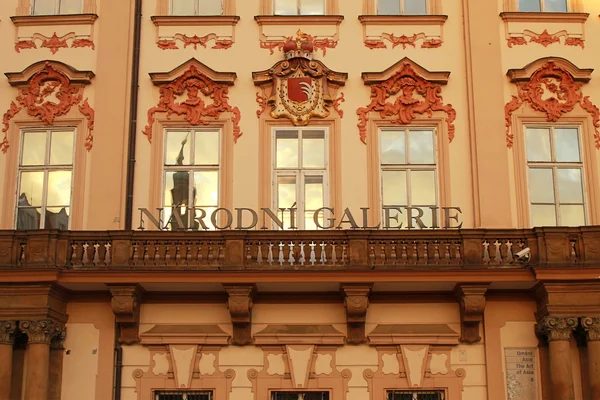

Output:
xmin=505 ymin=347 xmax=537 ymax=400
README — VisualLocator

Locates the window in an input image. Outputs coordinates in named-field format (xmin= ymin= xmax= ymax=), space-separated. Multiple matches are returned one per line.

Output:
xmin=525 ymin=126 xmax=586 ymax=227
xmin=379 ymin=128 xmax=438 ymax=228
xmin=16 ymin=129 xmax=75 ymax=230
xmin=273 ymin=0 xmax=325 ymax=15
xmin=32 ymin=0 xmax=82 ymax=15
xmin=163 ymin=129 xmax=220 ymax=230
xmin=377 ymin=0 xmax=428 ymax=15
xmin=155 ymin=391 xmax=212 ymax=400
xmin=387 ymin=390 xmax=445 ymax=400
xmin=170 ymin=0 xmax=223 ymax=15
xmin=517 ymin=0 xmax=567 ymax=12
xmin=271 ymin=392 xmax=330 ymax=400
xmin=273 ymin=128 xmax=328 ymax=230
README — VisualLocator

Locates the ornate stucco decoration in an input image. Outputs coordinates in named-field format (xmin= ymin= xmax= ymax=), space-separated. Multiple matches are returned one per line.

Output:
xmin=15 ymin=32 xmax=95 ymax=54
xmin=2 ymin=61 xmax=95 ymax=153
xmin=454 ymin=284 xmax=489 ymax=343
xmin=341 ymin=284 xmax=372 ymax=345
xmin=0 ymin=320 xmax=17 ymax=344
xmin=224 ymin=285 xmax=254 ymax=346
xmin=357 ymin=58 xmax=455 ymax=144
xmin=143 ymin=58 xmax=242 ymax=143
xmin=581 ymin=317 xmax=600 ymax=341
xmin=537 ymin=316 xmax=578 ymax=341
xmin=259 ymin=29 xmax=338 ymax=55
xmin=253 ymin=33 xmax=347 ymax=125
xmin=108 ymin=284 xmax=144 ymax=344
xmin=19 ymin=319 xmax=65 ymax=344
xmin=504 ymin=58 xmax=599 ymax=148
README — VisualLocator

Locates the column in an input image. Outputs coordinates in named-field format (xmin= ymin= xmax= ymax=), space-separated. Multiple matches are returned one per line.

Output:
xmin=0 ymin=320 xmax=17 ymax=400
xmin=535 ymin=324 xmax=551 ymax=400
xmin=538 ymin=316 xmax=578 ymax=400
xmin=582 ymin=317 xmax=600 ymax=400
xmin=19 ymin=319 xmax=64 ymax=400
xmin=49 ymin=329 xmax=66 ymax=400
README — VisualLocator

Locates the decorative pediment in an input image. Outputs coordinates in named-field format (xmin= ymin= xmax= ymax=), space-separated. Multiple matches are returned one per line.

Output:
xmin=357 ymin=58 xmax=455 ymax=144
xmin=2 ymin=61 xmax=95 ymax=153
xmin=253 ymin=33 xmax=347 ymax=125
xmin=504 ymin=58 xmax=599 ymax=148
xmin=143 ymin=58 xmax=242 ymax=143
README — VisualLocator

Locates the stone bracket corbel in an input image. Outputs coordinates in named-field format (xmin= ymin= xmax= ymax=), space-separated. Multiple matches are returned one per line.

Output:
xmin=454 ymin=283 xmax=489 ymax=343
xmin=108 ymin=284 xmax=144 ymax=345
xmin=224 ymin=285 xmax=254 ymax=346
xmin=341 ymin=284 xmax=372 ymax=345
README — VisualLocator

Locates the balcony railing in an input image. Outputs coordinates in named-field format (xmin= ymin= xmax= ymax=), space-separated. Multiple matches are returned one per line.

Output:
xmin=0 ymin=227 xmax=598 ymax=270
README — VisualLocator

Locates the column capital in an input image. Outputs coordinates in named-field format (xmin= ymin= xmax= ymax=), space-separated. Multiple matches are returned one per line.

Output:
xmin=581 ymin=317 xmax=600 ymax=341
xmin=19 ymin=319 xmax=65 ymax=345
xmin=537 ymin=316 xmax=578 ymax=341
xmin=0 ymin=320 xmax=17 ymax=344
xmin=50 ymin=326 xmax=67 ymax=350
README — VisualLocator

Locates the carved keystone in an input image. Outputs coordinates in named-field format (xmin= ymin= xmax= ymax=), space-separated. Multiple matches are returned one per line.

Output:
xmin=224 ymin=285 xmax=254 ymax=346
xmin=341 ymin=284 xmax=372 ymax=345
xmin=454 ymin=284 xmax=489 ymax=343
xmin=537 ymin=316 xmax=578 ymax=341
xmin=108 ymin=285 xmax=144 ymax=344
xmin=581 ymin=317 xmax=600 ymax=341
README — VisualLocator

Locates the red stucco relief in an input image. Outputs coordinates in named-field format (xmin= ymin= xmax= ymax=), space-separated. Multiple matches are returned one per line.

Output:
xmin=260 ymin=30 xmax=337 ymax=55
xmin=356 ymin=62 xmax=456 ymax=144
xmin=364 ymin=33 xmax=443 ymax=49
xmin=504 ymin=61 xmax=600 ymax=148
xmin=14 ymin=32 xmax=95 ymax=54
xmin=506 ymin=30 xmax=584 ymax=49
xmin=156 ymin=33 xmax=233 ymax=50
xmin=143 ymin=64 xmax=242 ymax=143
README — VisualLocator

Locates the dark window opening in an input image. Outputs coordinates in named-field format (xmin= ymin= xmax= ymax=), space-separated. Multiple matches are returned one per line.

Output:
xmin=271 ymin=391 xmax=330 ymax=400
xmin=155 ymin=391 xmax=212 ymax=400
xmin=387 ymin=390 xmax=445 ymax=400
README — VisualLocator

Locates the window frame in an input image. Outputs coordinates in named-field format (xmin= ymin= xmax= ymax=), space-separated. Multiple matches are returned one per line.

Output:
xmin=523 ymin=125 xmax=587 ymax=227
xmin=31 ymin=0 xmax=84 ymax=15
xmin=386 ymin=389 xmax=446 ymax=400
xmin=169 ymin=0 xmax=224 ymax=16
xmin=376 ymin=0 xmax=430 ymax=15
xmin=272 ymin=0 xmax=327 ymax=15
xmin=15 ymin=128 xmax=76 ymax=230
xmin=271 ymin=126 xmax=330 ymax=230
xmin=516 ymin=0 xmax=568 ymax=12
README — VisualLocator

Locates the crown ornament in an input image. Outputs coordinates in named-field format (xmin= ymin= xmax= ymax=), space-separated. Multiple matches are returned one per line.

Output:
xmin=283 ymin=30 xmax=314 ymax=60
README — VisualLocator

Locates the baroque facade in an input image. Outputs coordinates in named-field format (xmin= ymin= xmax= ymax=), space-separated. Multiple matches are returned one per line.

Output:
xmin=1 ymin=0 xmax=600 ymax=400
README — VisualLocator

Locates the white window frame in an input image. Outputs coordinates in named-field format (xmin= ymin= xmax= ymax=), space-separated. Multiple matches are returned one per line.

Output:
xmin=169 ymin=0 xmax=224 ymax=15
xmin=162 ymin=127 xmax=222 ymax=230
xmin=378 ymin=127 xmax=440 ymax=227
xmin=377 ymin=0 xmax=430 ymax=15
xmin=15 ymin=128 xmax=76 ymax=230
xmin=273 ymin=0 xmax=326 ymax=15
xmin=517 ymin=0 xmax=568 ymax=12
xmin=31 ymin=0 xmax=83 ymax=15
xmin=524 ymin=125 xmax=587 ymax=226
xmin=271 ymin=126 xmax=329 ymax=230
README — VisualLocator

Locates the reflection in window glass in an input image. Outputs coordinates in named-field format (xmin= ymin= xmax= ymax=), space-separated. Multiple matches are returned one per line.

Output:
xmin=17 ymin=129 xmax=74 ymax=230
xmin=525 ymin=126 xmax=586 ymax=227
xmin=32 ymin=0 xmax=82 ymax=15
xmin=518 ymin=0 xmax=567 ymax=12
xmin=58 ymin=0 xmax=82 ymax=14
xmin=518 ymin=0 xmax=541 ymax=11
xmin=377 ymin=0 xmax=428 ymax=15
xmin=171 ymin=0 xmax=223 ymax=15
xmin=274 ymin=0 xmax=324 ymax=15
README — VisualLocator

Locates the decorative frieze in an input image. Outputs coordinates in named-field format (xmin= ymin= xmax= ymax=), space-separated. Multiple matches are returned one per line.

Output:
xmin=19 ymin=319 xmax=64 ymax=344
xmin=537 ymin=316 xmax=578 ymax=341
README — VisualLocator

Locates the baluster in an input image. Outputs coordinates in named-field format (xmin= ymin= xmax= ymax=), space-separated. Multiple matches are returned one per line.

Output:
xmin=422 ymin=241 xmax=429 ymax=265
xmin=505 ymin=240 xmax=514 ymax=264
xmin=207 ymin=243 xmax=214 ymax=264
xmin=218 ymin=243 xmax=225 ymax=264
xmin=341 ymin=242 xmax=348 ymax=265
xmin=153 ymin=243 xmax=161 ymax=264
xmin=141 ymin=241 xmax=149 ymax=263
xmin=331 ymin=242 xmax=337 ymax=265
xmin=483 ymin=241 xmax=491 ymax=264
xmin=268 ymin=243 xmax=274 ymax=265
xmin=309 ymin=242 xmax=316 ymax=265
xmin=443 ymin=242 xmax=451 ymax=263
xmin=494 ymin=240 xmax=502 ymax=264
xmin=246 ymin=243 xmax=253 ymax=264
xmin=82 ymin=243 xmax=90 ymax=266
xmin=70 ymin=243 xmax=78 ymax=267
xmin=288 ymin=241 xmax=295 ymax=265
xmin=379 ymin=242 xmax=386 ymax=264
xmin=432 ymin=242 xmax=440 ymax=264
xmin=411 ymin=241 xmax=418 ymax=264
xmin=299 ymin=242 xmax=306 ymax=265
xmin=104 ymin=242 xmax=112 ymax=265
xmin=185 ymin=242 xmax=192 ymax=265
xmin=390 ymin=242 xmax=397 ymax=264
xmin=319 ymin=242 xmax=327 ymax=264
xmin=369 ymin=242 xmax=376 ymax=265
xmin=131 ymin=242 xmax=139 ymax=264
xmin=278 ymin=242 xmax=285 ymax=265
xmin=257 ymin=242 xmax=263 ymax=264
xmin=454 ymin=241 xmax=462 ymax=263
xmin=175 ymin=243 xmax=182 ymax=264
xmin=400 ymin=242 xmax=407 ymax=264
xmin=92 ymin=243 xmax=100 ymax=266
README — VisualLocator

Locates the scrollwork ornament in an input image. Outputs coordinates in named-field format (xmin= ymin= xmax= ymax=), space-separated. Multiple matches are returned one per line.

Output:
xmin=19 ymin=319 xmax=63 ymax=344
xmin=0 ymin=320 xmax=17 ymax=344
xmin=581 ymin=317 xmax=600 ymax=341
xmin=538 ymin=316 xmax=578 ymax=341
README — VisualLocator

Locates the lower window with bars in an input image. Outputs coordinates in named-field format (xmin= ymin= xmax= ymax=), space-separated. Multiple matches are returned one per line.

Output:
xmin=387 ymin=390 xmax=445 ymax=400
xmin=271 ymin=391 xmax=330 ymax=400
xmin=154 ymin=391 xmax=212 ymax=400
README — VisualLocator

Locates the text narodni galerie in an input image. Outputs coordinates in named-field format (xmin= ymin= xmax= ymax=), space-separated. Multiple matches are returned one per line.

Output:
xmin=137 ymin=206 xmax=463 ymax=230
xmin=505 ymin=348 xmax=537 ymax=400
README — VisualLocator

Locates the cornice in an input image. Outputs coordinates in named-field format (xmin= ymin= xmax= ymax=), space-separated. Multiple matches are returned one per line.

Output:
xmin=358 ymin=14 xmax=447 ymax=26
xmin=254 ymin=15 xmax=344 ymax=26
xmin=500 ymin=12 xmax=589 ymax=23
xmin=11 ymin=13 xmax=98 ymax=27
xmin=151 ymin=15 xmax=240 ymax=26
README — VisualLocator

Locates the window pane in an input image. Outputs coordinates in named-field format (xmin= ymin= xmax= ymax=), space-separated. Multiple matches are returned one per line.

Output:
xmin=554 ymin=128 xmax=580 ymax=162
xmin=380 ymin=130 xmax=406 ymax=164
xmin=277 ymin=176 xmax=297 ymax=208
xmin=171 ymin=0 xmax=196 ymax=15
xmin=305 ymin=175 xmax=323 ymax=210
xmin=17 ymin=208 xmax=41 ymax=230
xmin=194 ymin=206 xmax=217 ymax=230
xmin=199 ymin=0 xmax=222 ymax=15
xmin=560 ymin=205 xmax=585 ymax=226
xmin=274 ymin=0 xmax=297 ymax=15
xmin=531 ymin=205 xmax=556 ymax=226
xmin=529 ymin=168 xmax=555 ymax=203
xmin=519 ymin=0 xmax=541 ymax=11
xmin=378 ymin=0 xmax=400 ymax=14
xmin=19 ymin=172 xmax=44 ymax=207
xmin=300 ymin=0 xmax=324 ymax=15
xmin=408 ymin=130 xmax=434 ymax=164
xmin=22 ymin=132 xmax=47 ymax=166
xmin=166 ymin=131 xmax=191 ymax=165
xmin=32 ymin=0 xmax=56 ymax=15
xmin=305 ymin=213 xmax=318 ymax=230
xmin=382 ymin=170 xmax=407 ymax=205
xmin=58 ymin=0 xmax=82 ymax=14
xmin=410 ymin=170 xmax=436 ymax=205
xmin=50 ymin=131 xmax=74 ymax=165
xmin=194 ymin=171 xmax=219 ymax=206
xmin=544 ymin=0 xmax=567 ymax=11
xmin=47 ymin=171 xmax=72 ymax=206
xmin=165 ymin=171 xmax=191 ymax=207
xmin=557 ymin=168 xmax=583 ymax=203
xmin=525 ymin=128 xmax=551 ymax=161
xmin=303 ymin=131 xmax=325 ymax=168
xmin=45 ymin=207 xmax=69 ymax=229
xmin=404 ymin=0 xmax=427 ymax=15
xmin=194 ymin=131 xmax=219 ymax=165
xmin=276 ymin=131 xmax=299 ymax=168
